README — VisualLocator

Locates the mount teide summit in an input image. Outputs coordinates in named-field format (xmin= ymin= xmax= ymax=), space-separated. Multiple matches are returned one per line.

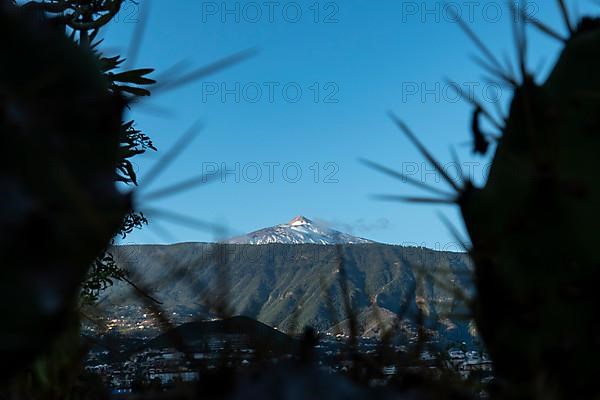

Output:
xmin=225 ymin=216 xmax=375 ymax=245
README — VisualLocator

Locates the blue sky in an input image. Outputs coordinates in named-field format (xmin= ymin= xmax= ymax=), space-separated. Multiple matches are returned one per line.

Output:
xmin=102 ymin=0 xmax=595 ymax=247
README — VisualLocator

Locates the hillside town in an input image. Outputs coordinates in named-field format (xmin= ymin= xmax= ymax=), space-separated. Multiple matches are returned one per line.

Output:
xmin=84 ymin=321 xmax=493 ymax=396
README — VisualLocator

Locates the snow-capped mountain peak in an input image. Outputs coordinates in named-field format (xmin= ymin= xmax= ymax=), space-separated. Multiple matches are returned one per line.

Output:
xmin=288 ymin=215 xmax=311 ymax=226
xmin=225 ymin=216 xmax=375 ymax=245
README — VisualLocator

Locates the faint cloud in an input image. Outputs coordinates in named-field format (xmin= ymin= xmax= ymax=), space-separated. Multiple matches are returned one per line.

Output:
xmin=316 ymin=217 xmax=392 ymax=235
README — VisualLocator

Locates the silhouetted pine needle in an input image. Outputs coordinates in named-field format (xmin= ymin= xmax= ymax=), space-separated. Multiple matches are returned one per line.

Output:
xmin=141 ymin=207 xmax=225 ymax=232
xmin=98 ymin=46 xmax=125 ymax=55
xmin=368 ymin=293 xmax=385 ymax=330
xmin=363 ymin=288 xmax=397 ymax=348
xmin=490 ymin=95 xmax=506 ymax=127
xmin=152 ymin=48 xmax=259 ymax=93
xmin=120 ymin=255 xmax=198 ymax=333
xmin=124 ymin=0 xmax=150 ymax=69
xmin=146 ymin=216 xmax=179 ymax=243
xmin=444 ymin=77 xmax=504 ymax=133
xmin=510 ymin=1 xmax=566 ymax=43
xmin=411 ymin=296 xmax=427 ymax=364
xmin=335 ymin=245 xmax=358 ymax=352
xmin=130 ymin=100 xmax=177 ymax=119
xmin=416 ymin=266 xmax=472 ymax=307
xmin=436 ymin=212 xmax=471 ymax=253
xmin=359 ymin=158 xmax=455 ymax=197
xmin=531 ymin=17 xmax=567 ymax=43
xmin=558 ymin=0 xmax=575 ymax=34
xmin=139 ymin=121 xmax=203 ymax=190
xmin=79 ymin=309 xmax=110 ymax=338
xmin=533 ymin=56 xmax=549 ymax=79
xmin=395 ymin=277 xmax=416 ymax=326
xmin=456 ymin=139 xmax=480 ymax=151
xmin=140 ymin=169 xmax=222 ymax=201
xmin=120 ymin=275 xmax=163 ymax=304
xmin=448 ymin=146 xmax=464 ymax=185
xmin=469 ymin=54 xmax=518 ymax=88
xmin=572 ymin=0 xmax=582 ymax=23
xmin=450 ymin=9 xmax=518 ymax=87
xmin=511 ymin=4 xmax=529 ymax=82
xmin=388 ymin=113 xmax=462 ymax=192
xmin=212 ymin=243 xmax=233 ymax=319
xmin=501 ymin=51 xmax=518 ymax=84
xmin=372 ymin=194 xmax=456 ymax=205
xmin=141 ymin=296 xmax=195 ymax=363
xmin=478 ymin=74 xmax=517 ymax=94
xmin=144 ymin=239 xmax=235 ymax=321
xmin=152 ymin=59 xmax=192 ymax=84
xmin=319 ymin=274 xmax=342 ymax=337
xmin=286 ymin=287 xmax=309 ymax=336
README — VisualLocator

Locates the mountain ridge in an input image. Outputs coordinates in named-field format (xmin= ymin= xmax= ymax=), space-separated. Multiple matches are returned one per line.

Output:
xmin=224 ymin=216 xmax=376 ymax=245
xmin=101 ymin=243 xmax=473 ymax=340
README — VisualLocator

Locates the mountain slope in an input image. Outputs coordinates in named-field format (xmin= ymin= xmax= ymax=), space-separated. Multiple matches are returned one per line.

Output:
xmin=225 ymin=216 xmax=375 ymax=244
xmin=102 ymin=243 xmax=473 ymax=338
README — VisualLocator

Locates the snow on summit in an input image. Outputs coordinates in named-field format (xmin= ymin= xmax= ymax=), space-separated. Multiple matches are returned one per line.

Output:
xmin=225 ymin=216 xmax=375 ymax=245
